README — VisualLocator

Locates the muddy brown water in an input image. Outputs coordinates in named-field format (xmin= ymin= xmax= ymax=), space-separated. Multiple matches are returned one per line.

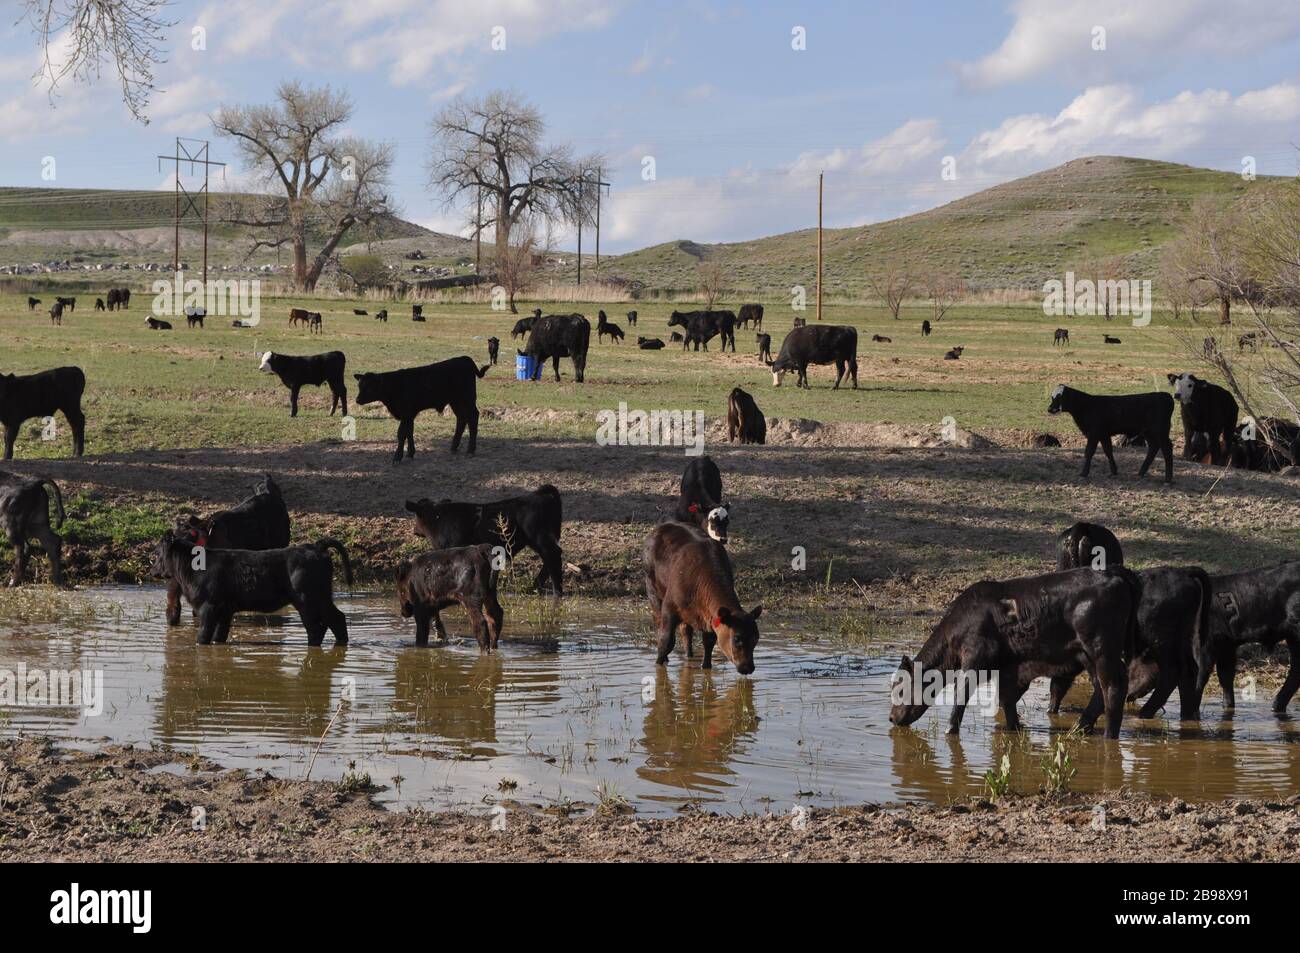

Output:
xmin=3 ymin=588 xmax=1300 ymax=816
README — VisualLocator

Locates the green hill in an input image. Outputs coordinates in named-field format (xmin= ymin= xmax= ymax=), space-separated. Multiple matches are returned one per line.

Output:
xmin=585 ymin=156 xmax=1268 ymax=295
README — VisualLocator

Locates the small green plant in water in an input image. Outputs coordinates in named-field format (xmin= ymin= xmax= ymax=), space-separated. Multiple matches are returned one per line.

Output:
xmin=337 ymin=771 xmax=374 ymax=794
xmin=1041 ymin=740 xmax=1076 ymax=796
xmin=595 ymin=781 xmax=632 ymax=816
xmin=983 ymin=753 xmax=1012 ymax=800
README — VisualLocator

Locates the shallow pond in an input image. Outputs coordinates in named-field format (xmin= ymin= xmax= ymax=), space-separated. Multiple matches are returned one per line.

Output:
xmin=2 ymin=587 xmax=1299 ymax=816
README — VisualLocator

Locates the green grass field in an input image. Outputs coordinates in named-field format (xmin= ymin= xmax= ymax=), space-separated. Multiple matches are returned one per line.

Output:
xmin=0 ymin=291 xmax=1251 ymax=458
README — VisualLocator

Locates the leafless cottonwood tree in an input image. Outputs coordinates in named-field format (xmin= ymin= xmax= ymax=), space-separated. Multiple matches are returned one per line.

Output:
xmin=697 ymin=259 xmax=726 ymax=309
xmin=924 ymin=272 xmax=964 ymax=323
xmin=427 ymin=91 xmax=599 ymax=290
xmin=1165 ymin=196 xmax=1251 ymax=326
xmin=866 ymin=267 xmax=915 ymax=320
xmin=23 ymin=0 xmax=172 ymax=122
xmin=213 ymin=82 xmax=397 ymax=291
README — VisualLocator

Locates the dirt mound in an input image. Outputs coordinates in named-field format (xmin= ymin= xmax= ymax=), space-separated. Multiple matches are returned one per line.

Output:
xmin=763 ymin=417 xmax=998 ymax=450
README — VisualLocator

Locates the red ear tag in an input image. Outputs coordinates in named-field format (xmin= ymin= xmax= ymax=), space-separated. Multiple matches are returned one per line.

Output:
xmin=196 ymin=536 xmax=206 ymax=547
xmin=689 ymin=503 xmax=699 ymax=513
xmin=713 ymin=615 xmax=723 ymax=628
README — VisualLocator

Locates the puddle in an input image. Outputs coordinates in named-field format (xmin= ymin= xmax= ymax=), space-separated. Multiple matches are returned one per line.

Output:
xmin=2 ymin=587 xmax=1299 ymax=815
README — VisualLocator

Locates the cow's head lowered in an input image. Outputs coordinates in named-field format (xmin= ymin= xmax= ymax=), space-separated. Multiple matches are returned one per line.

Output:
xmin=712 ymin=605 xmax=762 ymax=675
xmin=404 ymin=498 xmax=476 ymax=549
xmin=1046 ymin=384 xmax=1076 ymax=415
xmin=770 ymin=355 xmax=796 ymax=386
xmin=888 ymin=654 xmax=929 ymax=727
xmin=395 ymin=560 xmax=417 ymax=618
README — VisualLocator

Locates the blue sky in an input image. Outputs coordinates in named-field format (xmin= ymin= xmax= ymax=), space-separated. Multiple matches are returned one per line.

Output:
xmin=3 ymin=0 xmax=1300 ymax=251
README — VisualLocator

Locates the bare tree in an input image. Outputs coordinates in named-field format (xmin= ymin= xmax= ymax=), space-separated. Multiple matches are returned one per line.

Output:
xmin=496 ymin=233 xmax=538 ymax=314
xmin=213 ymin=82 xmax=397 ymax=291
xmin=866 ymin=267 xmax=914 ymax=320
xmin=427 ymin=91 xmax=598 ymax=282
xmin=1165 ymin=196 xmax=1251 ymax=325
xmin=924 ymin=272 xmax=964 ymax=323
xmin=23 ymin=0 xmax=172 ymax=122
xmin=697 ymin=260 xmax=725 ymax=309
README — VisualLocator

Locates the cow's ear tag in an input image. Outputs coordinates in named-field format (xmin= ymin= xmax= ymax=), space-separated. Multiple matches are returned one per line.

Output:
xmin=689 ymin=503 xmax=699 ymax=513
xmin=712 ymin=615 xmax=723 ymax=628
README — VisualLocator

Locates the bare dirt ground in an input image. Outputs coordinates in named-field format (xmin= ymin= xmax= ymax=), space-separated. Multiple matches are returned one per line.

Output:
xmin=1 ymin=738 xmax=1295 ymax=862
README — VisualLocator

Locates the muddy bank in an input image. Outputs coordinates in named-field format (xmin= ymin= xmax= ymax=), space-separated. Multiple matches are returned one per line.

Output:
xmin=0 ymin=738 xmax=1295 ymax=862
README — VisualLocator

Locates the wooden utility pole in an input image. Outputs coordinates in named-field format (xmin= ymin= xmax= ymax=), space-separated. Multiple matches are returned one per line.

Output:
xmin=475 ymin=186 xmax=482 ymax=274
xmin=573 ymin=168 xmax=610 ymax=286
xmin=156 ymin=137 xmax=225 ymax=284
xmin=816 ymin=171 xmax=824 ymax=321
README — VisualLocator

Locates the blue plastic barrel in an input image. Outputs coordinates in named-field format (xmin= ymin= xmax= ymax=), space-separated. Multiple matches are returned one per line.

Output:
xmin=515 ymin=353 xmax=538 ymax=380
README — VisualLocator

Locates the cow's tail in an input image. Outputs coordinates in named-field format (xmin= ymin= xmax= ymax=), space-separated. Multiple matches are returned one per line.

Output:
xmin=315 ymin=538 xmax=354 ymax=588
xmin=39 ymin=478 xmax=65 ymax=529
xmin=476 ymin=363 xmax=491 ymax=378
xmin=1187 ymin=566 xmax=1214 ymax=686
xmin=1112 ymin=566 xmax=1143 ymax=665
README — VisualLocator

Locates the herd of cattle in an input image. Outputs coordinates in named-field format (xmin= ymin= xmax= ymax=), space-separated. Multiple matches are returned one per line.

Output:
xmin=3 ymin=294 xmax=1300 ymax=739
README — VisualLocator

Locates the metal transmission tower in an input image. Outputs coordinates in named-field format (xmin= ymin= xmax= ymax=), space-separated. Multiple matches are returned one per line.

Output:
xmin=156 ymin=137 xmax=226 ymax=285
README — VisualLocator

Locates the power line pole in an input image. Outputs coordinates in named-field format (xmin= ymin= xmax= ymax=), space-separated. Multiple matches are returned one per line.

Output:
xmin=475 ymin=186 xmax=482 ymax=274
xmin=573 ymin=168 xmax=610 ymax=286
xmin=816 ymin=171 xmax=823 ymax=322
xmin=156 ymin=137 xmax=225 ymax=285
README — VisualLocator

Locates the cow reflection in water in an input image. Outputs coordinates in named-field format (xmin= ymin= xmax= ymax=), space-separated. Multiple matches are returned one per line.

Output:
xmin=386 ymin=650 xmax=507 ymax=749
xmin=158 ymin=638 xmax=348 ymax=742
xmin=637 ymin=666 xmax=760 ymax=796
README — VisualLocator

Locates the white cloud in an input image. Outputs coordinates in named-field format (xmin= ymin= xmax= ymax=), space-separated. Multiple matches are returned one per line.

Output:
xmin=959 ymin=0 xmax=1300 ymax=88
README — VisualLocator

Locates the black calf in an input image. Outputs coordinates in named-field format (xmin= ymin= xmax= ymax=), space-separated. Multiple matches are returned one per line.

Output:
xmin=1047 ymin=385 xmax=1174 ymax=482
xmin=354 ymin=356 xmax=487 ymax=460
xmin=0 ymin=471 xmax=66 ymax=587
xmin=396 ymin=544 xmax=504 ymax=650
xmin=259 ymin=350 xmax=348 ymax=417
xmin=0 ymin=366 xmax=86 ymax=460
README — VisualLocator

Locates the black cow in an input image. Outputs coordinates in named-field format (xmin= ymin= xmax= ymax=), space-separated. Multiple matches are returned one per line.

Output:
xmin=669 ymin=332 xmax=684 ymax=343
xmin=1055 ymin=522 xmax=1123 ymax=572
xmin=56 ymin=296 xmax=76 ymax=313
xmin=756 ymin=332 xmax=772 ymax=363
xmin=510 ymin=317 xmax=535 ymax=339
xmin=1169 ymin=373 xmax=1237 ymax=464
xmin=1187 ymin=562 xmax=1300 ymax=715
xmin=1103 ymin=334 xmax=1122 ymax=345
xmin=943 ymin=346 xmax=964 ymax=360
xmin=94 ymin=298 xmax=105 ymax=312
xmin=307 ymin=312 xmax=323 ymax=334
xmin=405 ymin=484 xmax=564 ymax=595
xmin=674 ymin=457 xmax=729 ymax=544
xmin=396 ymin=544 xmax=504 ymax=650
xmin=1049 ymin=567 xmax=1212 ymax=721
xmin=889 ymin=568 xmax=1141 ymax=738
xmin=727 ymin=387 xmax=765 ymax=445
xmin=1030 ymin=433 xmax=1061 ymax=448
xmin=106 ymin=288 xmax=130 ymax=311
xmin=737 ymin=303 xmax=763 ymax=330
xmin=668 ymin=310 xmax=736 ymax=352
xmin=1230 ymin=417 xmax=1300 ymax=471
xmin=523 ymin=313 xmax=591 ymax=382
xmin=638 ymin=337 xmax=665 ymax=350
xmin=626 ymin=310 xmax=638 ymax=327
xmin=259 ymin=350 xmax=348 ymax=417
xmin=355 ymin=356 xmax=488 ymax=461
xmin=170 ymin=475 xmax=291 ymax=625
xmin=185 ymin=307 xmax=205 ymax=329
xmin=146 ymin=316 xmax=172 ymax=330
xmin=0 ymin=366 xmax=86 ymax=459
xmin=1053 ymin=328 xmax=1069 ymax=346
xmin=0 ymin=471 xmax=66 ymax=587
xmin=412 ymin=303 xmax=424 ymax=321
xmin=487 ymin=336 xmax=499 ymax=365
xmin=920 ymin=319 xmax=931 ymax=336
xmin=48 ymin=301 xmax=63 ymax=325
xmin=1047 ymin=385 xmax=1174 ymax=483
xmin=354 ymin=308 xmax=368 ymax=316
xmin=596 ymin=312 xmax=624 ymax=343
xmin=770 ymin=325 xmax=858 ymax=390
xmin=26 ymin=297 xmax=40 ymax=311
xmin=374 ymin=309 xmax=388 ymax=322
xmin=151 ymin=533 xmax=352 ymax=646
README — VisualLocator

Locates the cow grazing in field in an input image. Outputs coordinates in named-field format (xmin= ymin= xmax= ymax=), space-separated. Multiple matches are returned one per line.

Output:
xmin=307 ymin=312 xmax=323 ymax=333
xmin=920 ymin=320 xmax=931 ymax=336
xmin=170 ymin=475 xmax=291 ymax=625
xmin=1168 ymin=372 xmax=1237 ymax=464
xmin=56 ymin=296 xmax=76 ymax=313
xmin=522 ymin=313 xmax=591 ymax=382
xmin=756 ymin=333 xmax=772 ymax=363
xmin=353 ymin=308 xmax=368 ymax=316
xmin=374 ymin=309 xmax=388 ymax=322
xmin=48 ymin=301 xmax=63 ymax=325
xmin=737 ymin=303 xmax=764 ymax=330
xmin=412 ymin=303 xmax=424 ymax=321
xmin=487 ymin=337 xmax=499 ymax=365
xmin=259 ymin=350 xmax=348 ymax=417
xmin=668 ymin=310 xmax=737 ymax=352
xmin=106 ymin=288 xmax=130 ymax=311
xmin=943 ymin=346 xmax=963 ymax=360
xmin=1230 ymin=417 xmax=1300 ymax=471
xmin=145 ymin=316 xmax=172 ymax=330
xmin=1180 ymin=562 xmax=1300 ymax=716
xmin=0 ymin=366 xmax=86 ymax=460
xmin=626 ymin=310 xmax=638 ymax=326
xmin=727 ymin=387 xmax=765 ymax=445
xmin=770 ymin=324 xmax=858 ymax=389
xmin=793 ymin=317 xmax=806 ymax=328
xmin=151 ymin=532 xmax=352 ymax=646
xmin=355 ymin=356 xmax=487 ymax=460
xmin=185 ymin=307 xmax=204 ymax=328
xmin=1049 ymin=566 xmax=1212 ymax=721
xmin=638 ymin=337 xmax=665 ymax=349
xmin=94 ymin=298 xmax=105 ymax=312
xmin=406 ymin=484 xmax=564 ymax=595
xmin=643 ymin=521 xmax=761 ymax=673
xmin=674 ymin=456 xmax=729 ymax=544
xmin=1030 ymin=433 xmax=1061 ymax=448
xmin=1103 ymin=334 xmax=1122 ymax=344
xmin=1055 ymin=521 xmax=1123 ymax=572
xmin=396 ymin=544 xmax=504 ymax=650
xmin=1054 ymin=328 xmax=1069 ymax=346
xmin=1047 ymin=385 xmax=1175 ymax=483
xmin=510 ymin=317 xmax=534 ymax=339
xmin=889 ymin=568 xmax=1141 ymax=738
xmin=871 ymin=334 xmax=891 ymax=343
xmin=0 ymin=471 xmax=66 ymax=587
xmin=289 ymin=308 xmax=310 ymax=327
xmin=596 ymin=311 xmax=624 ymax=343
xmin=26 ymin=297 xmax=40 ymax=311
